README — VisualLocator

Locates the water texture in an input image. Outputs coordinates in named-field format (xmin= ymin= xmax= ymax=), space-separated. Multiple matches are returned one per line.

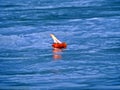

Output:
xmin=0 ymin=0 xmax=120 ymax=89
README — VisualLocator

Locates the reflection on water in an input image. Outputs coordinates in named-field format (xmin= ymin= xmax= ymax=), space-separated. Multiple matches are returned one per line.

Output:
xmin=52 ymin=48 xmax=62 ymax=60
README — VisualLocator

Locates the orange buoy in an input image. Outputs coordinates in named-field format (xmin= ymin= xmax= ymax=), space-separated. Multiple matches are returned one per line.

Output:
xmin=50 ymin=34 xmax=67 ymax=49
xmin=52 ymin=42 xmax=67 ymax=49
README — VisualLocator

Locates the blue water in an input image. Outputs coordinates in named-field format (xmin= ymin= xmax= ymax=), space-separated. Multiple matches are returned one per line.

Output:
xmin=0 ymin=0 xmax=120 ymax=89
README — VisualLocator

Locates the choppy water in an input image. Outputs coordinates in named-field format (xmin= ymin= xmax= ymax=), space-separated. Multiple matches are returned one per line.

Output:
xmin=0 ymin=0 xmax=120 ymax=89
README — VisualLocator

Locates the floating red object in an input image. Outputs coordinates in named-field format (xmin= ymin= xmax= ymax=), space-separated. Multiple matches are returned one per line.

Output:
xmin=50 ymin=34 xmax=67 ymax=49
xmin=52 ymin=42 xmax=67 ymax=49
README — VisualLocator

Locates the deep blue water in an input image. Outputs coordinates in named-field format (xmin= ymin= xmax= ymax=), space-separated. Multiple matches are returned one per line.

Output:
xmin=0 ymin=0 xmax=120 ymax=89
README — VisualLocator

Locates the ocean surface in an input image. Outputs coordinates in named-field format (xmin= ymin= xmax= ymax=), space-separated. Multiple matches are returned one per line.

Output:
xmin=0 ymin=0 xmax=120 ymax=89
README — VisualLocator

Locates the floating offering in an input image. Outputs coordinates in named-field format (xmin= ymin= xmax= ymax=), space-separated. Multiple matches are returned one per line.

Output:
xmin=50 ymin=34 xmax=67 ymax=49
